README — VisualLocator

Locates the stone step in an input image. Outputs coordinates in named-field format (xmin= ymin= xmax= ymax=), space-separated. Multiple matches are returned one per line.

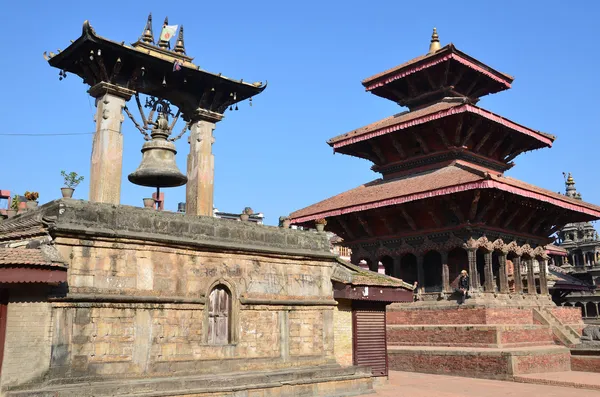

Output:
xmin=387 ymin=324 xmax=555 ymax=348
xmin=388 ymin=345 xmax=571 ymax=379
xmin=513 ymin=371 xmax=600 ymax=391
xmin=6 ymin=365 xmax=374 ymax=397
xmin=533 ymin=308 xmax=581 ymax=347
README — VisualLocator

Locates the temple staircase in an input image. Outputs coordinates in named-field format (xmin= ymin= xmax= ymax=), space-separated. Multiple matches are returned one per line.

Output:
xmin=533 ymin=307 xmax=581 ymax=347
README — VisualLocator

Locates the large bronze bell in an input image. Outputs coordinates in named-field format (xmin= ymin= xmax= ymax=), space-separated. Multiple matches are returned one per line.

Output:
xmin=128 ymin=112 xmax=187 ymax=188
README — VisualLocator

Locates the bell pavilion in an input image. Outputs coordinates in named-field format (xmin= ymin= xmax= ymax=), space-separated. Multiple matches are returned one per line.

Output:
xmin=290 ymin=29 xmax=600 ymax=378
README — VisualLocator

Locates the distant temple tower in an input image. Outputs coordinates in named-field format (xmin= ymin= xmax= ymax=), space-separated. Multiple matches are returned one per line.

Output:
xmin=290 ymin=29 xmax=600 ymax=298
xmin=45 ymin=15 xmax=266 ymax=215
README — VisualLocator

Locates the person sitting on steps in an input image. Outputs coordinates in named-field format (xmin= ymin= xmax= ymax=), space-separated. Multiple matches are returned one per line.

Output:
xmin=458 ymin=270 xmax=470 ymax=305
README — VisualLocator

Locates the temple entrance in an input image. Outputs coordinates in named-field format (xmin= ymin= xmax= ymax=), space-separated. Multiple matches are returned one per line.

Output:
xmin=380 ymin=256 xmax=394 ymax=277
xmin=492 ymin=251 xmax=501 ymax=292
xmin=423 ymin=251 xmax=442 ymax=292
xmin=476 ymin=249 xmax=486 ymax=288
xmin=448 ymin=248 xmax=468 ymax=286
xmin=400 ymin=253 xmax=418 ymax=285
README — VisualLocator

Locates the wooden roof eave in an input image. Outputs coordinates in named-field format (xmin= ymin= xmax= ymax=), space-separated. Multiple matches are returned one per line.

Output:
xmin=361 ymin=44 xmax=514 ymax=90
xmin=47 ymin=21 xmax=267 ymax=101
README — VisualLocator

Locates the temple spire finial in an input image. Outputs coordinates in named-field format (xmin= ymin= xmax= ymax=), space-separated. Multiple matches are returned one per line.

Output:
xmin=564 ymin=172 xmax=582 ymax=200
xmin=173 ymin=25 xmax=186 ymax=54
xmin=428 ymin=27 xmax=441 ymax=54
xmin=141 ymin=13 xmax=154 ymax=44
xmin=158 ymin=17 xmax=170 ymax=49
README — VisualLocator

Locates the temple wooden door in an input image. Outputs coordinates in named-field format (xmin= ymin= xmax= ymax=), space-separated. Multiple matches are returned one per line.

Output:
xmin=208 ymin=287 xmax=230 ymax=345
xmin=352 ymin=302 xmax=388 ymax=377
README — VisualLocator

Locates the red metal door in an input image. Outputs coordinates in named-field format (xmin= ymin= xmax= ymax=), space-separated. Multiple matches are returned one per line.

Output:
xmin=352 ymin=302 xmax=388 ymax=377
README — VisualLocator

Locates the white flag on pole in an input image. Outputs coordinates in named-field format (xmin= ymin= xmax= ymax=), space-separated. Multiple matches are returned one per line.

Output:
xmin=160 ymin=25 xmax=178 ymax=42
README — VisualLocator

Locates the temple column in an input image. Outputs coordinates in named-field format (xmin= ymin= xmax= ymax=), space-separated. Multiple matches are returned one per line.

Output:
xmin=513 ymin=256 xmax=523 ymax=293
xmin=417 ymin=255 xmax=425 ymax=293
xmin=595 ymin=303 xmax=600 ymax=318
xmin=88 ymin=82 xmax=134 ymax=204
xmin=498 ymin=252 xmax=509 ymax=294
xmin=483 ymin=251 xmax=494 ymax=292
xmin=441 ymin=251 xmax=450 ymax=293
xmin=539 ymin=258 xmax=549 ymax=295
xmin=526 ymin=258 xmax=536 ymax=294
xmin=583 ymin=304 xmax=588 ymax=318
xmin=186 ymin=110 xmax=224 ymax=217
xmin=467 ymin=248 xmax=478 ymax=291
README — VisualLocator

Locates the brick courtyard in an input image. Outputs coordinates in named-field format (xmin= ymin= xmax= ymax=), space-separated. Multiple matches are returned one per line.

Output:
xmin=370 ymin=371 xmax=600 ymax=397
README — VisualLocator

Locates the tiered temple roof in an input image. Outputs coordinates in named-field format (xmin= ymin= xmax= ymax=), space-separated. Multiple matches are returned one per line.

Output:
xmin=290 ymin=29 xmax=600 ymax=296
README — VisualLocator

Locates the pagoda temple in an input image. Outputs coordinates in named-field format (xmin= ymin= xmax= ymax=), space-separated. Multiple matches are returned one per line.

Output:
xmin=290 ymin=29 xmax=600 ymax=378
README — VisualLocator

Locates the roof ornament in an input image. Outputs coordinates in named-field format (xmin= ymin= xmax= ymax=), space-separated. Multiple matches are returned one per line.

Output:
xmin=428 ymin=27 xmax=441 ymax=54
xmin=158 ymin=17 xmax=170 ymax=49
xmin=563 ymin=172 xmax=582 ymax=200
xmin=141 ymin=13 xmax=155 ymax=44
xmin=173 ymin=25 xmax=186 ymax=54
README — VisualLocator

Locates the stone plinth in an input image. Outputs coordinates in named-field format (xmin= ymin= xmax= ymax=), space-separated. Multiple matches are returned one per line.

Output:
xmin=0 ymin=200 xmax=373 ymax=396
xmin=386 ymin=300 xmax=584 ymax=379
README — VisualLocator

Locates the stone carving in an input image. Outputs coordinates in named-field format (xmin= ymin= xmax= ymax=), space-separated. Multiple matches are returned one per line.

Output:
xmin=521 ymin=243 xmax=534 ymax=257
xmin=477 ymin=235 xmax=493 ymax=252
xmin=506 ymin=241 xmax=523 ymax=256
xmin=465 ymin=237 xmax=478 ymax=251
xmin=443 ymin=234 xmax=466 ymax=251
xmin=395 ymin=240 xmax=415 ymax=255
xmin=581 ymin=325 xmax=600 ymax=344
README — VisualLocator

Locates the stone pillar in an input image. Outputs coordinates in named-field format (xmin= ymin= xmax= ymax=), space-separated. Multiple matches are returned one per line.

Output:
xmin=467 ymin=249 xmax=478 ymax=291
xmin=513 ymin=256 xmax=523 ymax=293
xmin=526 ymin=258 xmax=536 ymax=294
xmin=498 ymin=252 xmax=509 ymax=294
xmin=417 ymin=255 xmax=425 ymax=293
xmin=483 ymin=251 xmax=494 ymax=292
xmin=595 ymin=303 xmax=600 ymax=318
xmin=186 ymin=110 xmax=224 ymax=217
xmin=88 ymin=82 xmax=134 ymax=204
xmin=441 ymin=251 xmax=450 ymax=293
xmin=539 ymin=258 xmax=549 ymax=295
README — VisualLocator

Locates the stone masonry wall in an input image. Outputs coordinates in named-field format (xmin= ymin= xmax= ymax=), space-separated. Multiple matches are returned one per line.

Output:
xmin=41 ymin=236 xmax=336 ymax=383
xmin=1 ymin=288 xmax=53 ymax=389
xmin=333 ymin=299 xmax=352 ymax=366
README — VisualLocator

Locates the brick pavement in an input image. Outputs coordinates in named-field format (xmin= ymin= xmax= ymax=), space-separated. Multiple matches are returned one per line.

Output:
xmin=369 ymin=371 xmax=600 ymax=397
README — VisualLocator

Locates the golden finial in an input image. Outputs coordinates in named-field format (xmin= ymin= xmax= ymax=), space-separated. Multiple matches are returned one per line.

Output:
xmin=428 ymin=27 xmax=441 ymax=54
xmin=158 ymin=17 xmax=170 ymax=49
xmin=173 ymin=25 xmax=186 ymax=54
xmin=141 ymin=13 xmax=154 ymax=44
xmin=567 ymin=172 xmax=575 ymax=185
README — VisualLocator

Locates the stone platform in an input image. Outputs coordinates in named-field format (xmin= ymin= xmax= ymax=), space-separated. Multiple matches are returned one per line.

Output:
xmin=6 ymin=365 xmax=374 ymax=397
xmin=386 ymin=298 xmax=584 ymax=379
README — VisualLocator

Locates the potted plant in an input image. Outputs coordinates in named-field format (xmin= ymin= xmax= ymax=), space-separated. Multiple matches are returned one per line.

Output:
xmin=24 ymin=191 xmax=39 ymax=209
xmin=61 ymin=170 xmax=84 ymax=198
xmin=143 ymin=197 xmax=155 ymax=209
xmin=6 ymin=195 xmax=18 ymax=218
xmin=240 ymin=207 xmax=253 ymax=222
xmin=315 ymin=218 xmax=327 ymax=232
xmin=279 ymin=216 xmax=291 ymax=229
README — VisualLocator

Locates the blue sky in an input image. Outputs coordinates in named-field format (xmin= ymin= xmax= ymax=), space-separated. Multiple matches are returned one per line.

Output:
xmin=1 ymin=1 xmax=599 ymax=225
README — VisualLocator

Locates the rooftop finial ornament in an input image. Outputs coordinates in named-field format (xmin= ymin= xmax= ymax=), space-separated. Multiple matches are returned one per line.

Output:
xmin=173 ymin=25 xmax=186 ymax=54
xmin=141 ymin=13 xmax=154 ymax=44
xmin=428 ymin=27 xmax=441 ymax=54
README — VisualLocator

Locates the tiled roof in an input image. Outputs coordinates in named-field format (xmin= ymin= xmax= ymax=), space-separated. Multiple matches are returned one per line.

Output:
xmin=327 ymin=100 xmax=553 ymax=148
xmin=0 ymin=215 xmax=47 ymax=241
xmin=335 ymin=257 xmax=413 ymax=289
xmin=0 ymin=248 xmax=66 ymax=268
xmin=290 ymin=163 xmax=600 ymax=223
xmin=361 ymin=44 xmax=513 ymax=86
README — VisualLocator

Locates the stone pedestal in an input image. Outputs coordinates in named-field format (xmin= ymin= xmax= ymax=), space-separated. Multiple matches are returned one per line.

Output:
xmin=186 ymin=110 xmax=223 ymax=217
xmin=386 ymin=300 xmax=583 ymax=379
xmin=88 ymin=83 xmax=134 ymax=205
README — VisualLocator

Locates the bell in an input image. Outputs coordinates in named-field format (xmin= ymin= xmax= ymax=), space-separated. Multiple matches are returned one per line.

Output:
xmin=128 ymin=112 xmax=187 ymax=188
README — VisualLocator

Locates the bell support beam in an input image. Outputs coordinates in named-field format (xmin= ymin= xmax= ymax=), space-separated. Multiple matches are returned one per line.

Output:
xmin=88 ymin=82 xmax=135 ymax=205
xmin=186 ymin=109 xmax=224 ymax=217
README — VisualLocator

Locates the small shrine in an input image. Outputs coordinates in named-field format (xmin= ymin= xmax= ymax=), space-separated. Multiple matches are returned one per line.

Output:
xmin=290 ymin=29 xmax=600 ymax=379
